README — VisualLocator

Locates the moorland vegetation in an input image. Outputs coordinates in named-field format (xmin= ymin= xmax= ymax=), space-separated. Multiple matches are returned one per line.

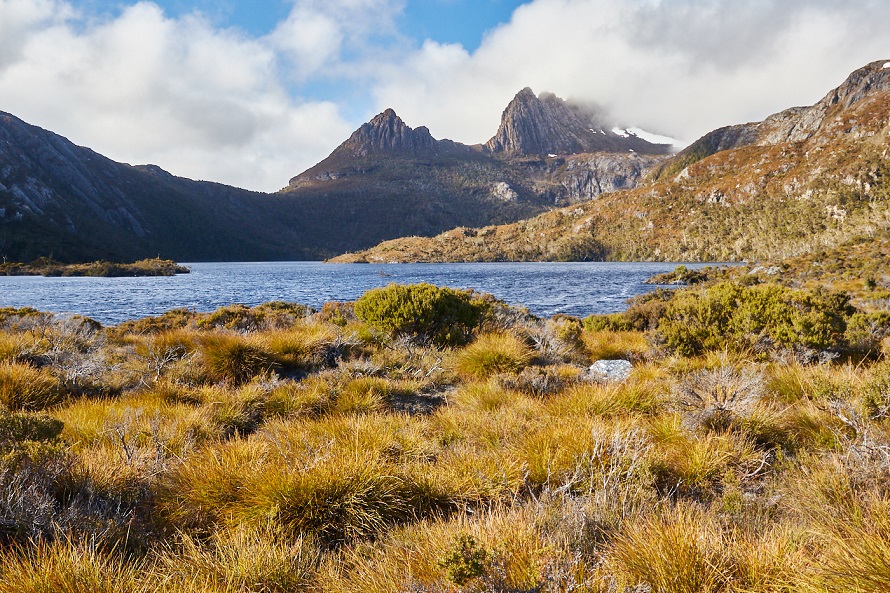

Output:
xmin=0 ymin=258 xmax=189 ymax=277
xmin=1 ymin=275 xmax=890 ymax=592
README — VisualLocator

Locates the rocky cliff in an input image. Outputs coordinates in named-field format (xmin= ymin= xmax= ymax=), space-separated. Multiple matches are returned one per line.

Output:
xmin=486 ymin=88 xmax=672 ymax=156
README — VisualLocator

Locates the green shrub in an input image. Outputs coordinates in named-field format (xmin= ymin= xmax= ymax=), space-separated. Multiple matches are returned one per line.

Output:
xmin=111 ymin=308 xmax=197 ymax=336
xmin=862 ymin=362 xmax=890 ymax=420
xmin=318 ymin=301 xmax=355 ymax=327
xmin=438 ymin=534 xmax=489 ymax=586
xmin=658 ymin=282 xmax=853 ymax=356
xmin=845 ymin=311 xmax=890 ymax=354
xmin=626 ymin=289 xmax=675 ymax=331
xmin=353 ymin=283 xmax=486 ymax=347
xmin=583 ymin=312 xmax=630 ymax=332
xmin=197 ymin=302 xmax=312 ymax=332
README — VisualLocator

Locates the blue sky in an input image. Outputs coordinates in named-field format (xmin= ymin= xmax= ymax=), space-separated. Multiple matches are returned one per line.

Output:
xmin=1 ymin=0 xmax=887 ymax=191
xmin=86 ymin=0 xmax=524 ymax=50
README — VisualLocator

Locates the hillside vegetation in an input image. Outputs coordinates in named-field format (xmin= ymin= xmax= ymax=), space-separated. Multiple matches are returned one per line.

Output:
xmin=332 ymin=61 xmax=890 ymax=263
xmin=1 ymin=267 xmax=890 ymax=591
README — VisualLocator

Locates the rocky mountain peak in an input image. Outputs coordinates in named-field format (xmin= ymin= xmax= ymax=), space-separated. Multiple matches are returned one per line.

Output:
xmin=485 ymin=88 xmax=671 ymax=156
xmin=336 ymin=108 xmax=438 ymax=157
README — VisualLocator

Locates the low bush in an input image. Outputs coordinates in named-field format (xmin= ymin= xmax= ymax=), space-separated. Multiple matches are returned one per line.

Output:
xmin=659 ymin=282 xmax=854 ymax=356
xmin=197 ymin=302 xmax=312 ymax=332
xmin=0 ymin=410 xmax=63 ymax=450
xmin=110 ymin=309 xmax=197 ymax=336
xmin=845 ymin=310 xmax=890 ymax=355
xmin=354 ymin=283 xmax=486 ymax=347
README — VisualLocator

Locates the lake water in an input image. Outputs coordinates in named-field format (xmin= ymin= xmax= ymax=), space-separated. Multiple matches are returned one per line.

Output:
xmin=0 ymin=262 xmax=713 ymax=326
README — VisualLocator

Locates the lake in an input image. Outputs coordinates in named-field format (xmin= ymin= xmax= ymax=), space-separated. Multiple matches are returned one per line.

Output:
xmin=0 ymin=261 xmax=713 ymax=325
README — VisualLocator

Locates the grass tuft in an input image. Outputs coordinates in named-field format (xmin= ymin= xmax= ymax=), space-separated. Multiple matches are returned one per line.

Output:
xmin=453 ymin=332 xmax=533 ymax=379
xmin=0 ymin=361 xmax=62 ymax=411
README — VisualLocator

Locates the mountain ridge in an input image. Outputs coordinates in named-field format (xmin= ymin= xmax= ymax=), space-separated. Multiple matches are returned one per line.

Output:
xmin=331 ymin=60 xmax=890 ymax=264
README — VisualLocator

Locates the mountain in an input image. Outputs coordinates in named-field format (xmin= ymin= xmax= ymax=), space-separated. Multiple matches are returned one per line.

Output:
xmin=0 ymin=87 xmax=672 ymax=262
xmin=331 ymin=60 xmax=890 ymax=263
xmin=279 ymin=96 xmax=672 ymax=253
xmin=486 ymin=88 xmax=672 ymax=156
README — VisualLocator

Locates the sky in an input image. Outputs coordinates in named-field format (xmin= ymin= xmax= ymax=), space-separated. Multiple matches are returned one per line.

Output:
xmin=0 ymin=0 xmax=888 ymax=192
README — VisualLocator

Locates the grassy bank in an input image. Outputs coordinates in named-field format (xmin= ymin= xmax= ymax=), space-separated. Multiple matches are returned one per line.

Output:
xmin=0 ymin=280 xmax=888 ymax=592
xmin=0 ymin=257 xmax=189 ymax=277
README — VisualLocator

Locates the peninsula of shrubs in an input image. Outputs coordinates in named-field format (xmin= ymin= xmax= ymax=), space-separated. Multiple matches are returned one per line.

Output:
xmin=0 ymin=276 xmax=889 ymax=592
xmin=0 ymin=257 xmax=189 ymax=277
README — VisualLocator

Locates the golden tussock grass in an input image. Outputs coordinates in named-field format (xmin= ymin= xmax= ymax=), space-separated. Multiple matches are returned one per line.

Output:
xmin=5 ymin=287 xmax=890 ymax=591
xmin=582 ymin=329 xmax=651 ymax=362
xmin=0 ymin=361 xmax=62 ymax=411
xmin=151 ymin=525 xmax=319 ymax=593
xmin=0 ymin=540 xmax=141 ymax=593
xmin=452 ymin=332 xmax=534 ymax=379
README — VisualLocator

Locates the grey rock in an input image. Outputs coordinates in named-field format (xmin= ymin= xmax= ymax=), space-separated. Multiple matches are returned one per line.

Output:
xmin=337 ymin=109 xmax=440 ymax=157
xmin=587 ymin=359 xmax=633 ymax=382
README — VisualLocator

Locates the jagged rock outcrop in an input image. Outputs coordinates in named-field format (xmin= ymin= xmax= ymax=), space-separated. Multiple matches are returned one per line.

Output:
xmin=334 ymin=109 xmax=439 ymax=157
xmin=486 ymin=88 xmax=672 ymax=156
xmin=287 ymin=108 xmax=475 ymax=188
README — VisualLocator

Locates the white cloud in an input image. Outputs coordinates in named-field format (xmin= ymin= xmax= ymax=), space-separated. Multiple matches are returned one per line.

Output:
xmin=0 ymin=0 xmax=354 ymax=191
xmin=372 ymin=0 xmax=890 ymax=146
xmin=269 ymin=0 xmax=406 ymax=81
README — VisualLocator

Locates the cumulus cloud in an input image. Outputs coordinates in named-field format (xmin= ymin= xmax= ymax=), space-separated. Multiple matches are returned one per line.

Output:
xmin=270 ymin=0 xmax=406 ymax=81
xmin=373 ymin=0 xmax=890 ymax=145
xmin=0 ymin=0 xmax=355 ymax=191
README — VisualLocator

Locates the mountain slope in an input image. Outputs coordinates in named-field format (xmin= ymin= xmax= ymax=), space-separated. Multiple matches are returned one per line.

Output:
xmin=331 ymin=60 xmax=890 ymax=263
xmin=279 ymin=101 xmax=671 ymax=251
xmin=0 ymin=112 xmax=328 ymax=262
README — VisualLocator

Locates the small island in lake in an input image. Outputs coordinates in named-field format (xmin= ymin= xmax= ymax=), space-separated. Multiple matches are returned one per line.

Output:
xmin=0 ymin=257 xmax=190 ymax=277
